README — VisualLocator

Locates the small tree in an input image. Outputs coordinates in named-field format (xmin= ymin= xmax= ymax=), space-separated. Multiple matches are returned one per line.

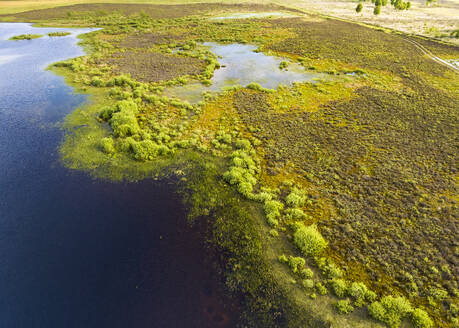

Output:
xmin=293 ymin=223 xmax=327 ymax=257
xmin=411 ymin=308 xmax=433 ymax=328
xmin=374 ymin=5 xmax=382 ymax=14
xmin=356 ymin=3 xmax=363 ymax=12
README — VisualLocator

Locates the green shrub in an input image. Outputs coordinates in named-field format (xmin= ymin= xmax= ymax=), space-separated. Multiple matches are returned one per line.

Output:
xmin=288 ymin=256 xmax=305 ymax=274
xmin=249 ymin=191 xmax=273 ymax=203
xmin=323 ymin=262 xmax=343 ymax=279
xmin=368 ymin=296 xmax=413 ymax=328
xmin=237 ymin=181 xmax=253 ymax=197
xmin=223 ymin=166 xmax=256 ymax=186
xmin=245 ymin=82 xmax=275 ymax=93
xmin=285 ymin=188 xmax=306 ymax=207
xmin=302 ymin=279 xmax=314 ymax=289
xmin=269 ymin=229 xmax=278 ymax=237
xmin=278 ymin=254 xmax=288 ymax=263
xmin=374 ymin=5 xmax=381 ymax=14
xmin=316 ymin=282 xmax=328 ymax=295
xmin=131 ymin=140 xmax=159 ymax=161
xmin=365 ymin=290 xmax=378 ymax=303
xmin=99 ymin=137 xmax=115 ymax=154
xmin=411 ymin=308 xmax=433 ymax=328
xmin=216 ymin=132 xmax=232 ymax=144
xmin=231 ymin=151 xmax=256 ymax=171
xmin=267 ymin=217 xmax=279 ymax=228
xmin=356 ymin=3 xmax=363 ymax=12
xmin=331 ymin=279 xmax=348 ymax=298
xmin=301 ymin=267 xmax=314 ymax=279
xmin=293 ymin=223 xmax=327 ymax=257
xmin=264 ymin=200 xmax=284 ymax=222
xmin=246 ymin=82 xmax=262 ymax=91
xmin=279 ymin=61 xmax=288 ymax=70
xmin=111 ymin=74 xmax=139 ymax=88
xmin=99 ymin=106 xmax=116 ymax=121
xmin=336 ymin=299 xmax=354 ymax=314
xmin=235 ymin=139 xmax=252 ymax=151
xmin=118 ymin=137 xmax=136 ymax=152
xmin=90 ymin=76 xmax=104 ymax=87
xmin=284 ymin=208 xmax=307 ymax=220
xmin=349 ymin=282 xmax=368 ymax=306
xmin=109 ymin=100 xmax=140 ymax=137
xmin=429 ymin=287 xmax=448 ymax=301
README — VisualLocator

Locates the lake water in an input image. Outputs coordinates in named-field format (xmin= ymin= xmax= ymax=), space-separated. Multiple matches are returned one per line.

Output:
xmin=165 ymin=42 xmax=325 ymax=103
xmin=0 ymin=23 xmax=235 ymax=328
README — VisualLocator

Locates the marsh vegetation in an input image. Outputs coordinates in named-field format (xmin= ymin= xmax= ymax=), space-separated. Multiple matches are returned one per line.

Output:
xmin=47 ymin=31 xmax=71 ymax=36
xmin=9 ymin=33 xmax=42 ymax=40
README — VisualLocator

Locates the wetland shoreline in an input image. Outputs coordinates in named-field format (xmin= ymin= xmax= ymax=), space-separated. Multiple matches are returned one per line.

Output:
xmin=2 ymin=2 xmax=458 ymax=327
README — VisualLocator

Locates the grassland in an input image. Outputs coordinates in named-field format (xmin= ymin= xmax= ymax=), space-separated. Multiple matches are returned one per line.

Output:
xmin=3 ymin=3 xmax=458 ymax=328
xmin=0 ymin=0 xmax=255 ymax=15
xmin=1 ymin=0 xmax=458 ymax=45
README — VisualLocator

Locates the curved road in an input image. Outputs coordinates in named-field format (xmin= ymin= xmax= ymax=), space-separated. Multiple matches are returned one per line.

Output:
xmin=404 ymin=37 xmax=459 ymax=72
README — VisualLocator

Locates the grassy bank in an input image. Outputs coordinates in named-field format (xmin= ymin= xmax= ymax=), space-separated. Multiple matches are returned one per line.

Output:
xmin=5 ymin=3 xmax=458 ymax=327
xmin=9 ymin=33 xmax=43 ymax=40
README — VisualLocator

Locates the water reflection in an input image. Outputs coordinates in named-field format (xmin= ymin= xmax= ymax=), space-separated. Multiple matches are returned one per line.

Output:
xmin=165 ymin=42 xmax=325 ymax=103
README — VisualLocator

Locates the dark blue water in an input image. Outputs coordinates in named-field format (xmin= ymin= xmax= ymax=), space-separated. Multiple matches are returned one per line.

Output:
xmin=0 ymin=23 xmax=234 ymax=328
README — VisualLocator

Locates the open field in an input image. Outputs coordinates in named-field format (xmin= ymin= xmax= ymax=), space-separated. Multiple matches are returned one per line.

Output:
xmin=1 ymin=0 xmax=459 ymax=44
xmin=2 ymin=2 xmax=458 ymax=328
xmin=0 ymin=0 xmax=266 ymax=15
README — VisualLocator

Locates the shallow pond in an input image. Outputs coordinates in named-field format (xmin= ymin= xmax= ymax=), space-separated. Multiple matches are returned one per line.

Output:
xmin=0 ymin=23 xmax=236 ymax=328
xmin=165 ymin=42 xmax=325 ymax=103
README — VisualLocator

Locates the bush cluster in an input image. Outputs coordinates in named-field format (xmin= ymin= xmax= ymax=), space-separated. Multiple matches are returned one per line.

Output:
xmin=99 ymin=137 xmax=115 ymax=154
xmin=285 ymin=187 xmax=306 ymax=208
xmin=411 ymin=308 xmax=433 ymax=328
xmin=287 ymin=256 xmax=306 ymax=274
xmin=331 ymin=278 xmax=348 ymax=298
xmin=223 ymin=147 xmax=259 ymax=198
xmin=336 ymin=299 xmax=354 ymax=314
xmin=263 ymin=200 xmax=284 ymax=227
xmin=368 ymin=296 xmax=413 ymax=328
xmin=106 ymin=100 xmax=141 ymax=137
xmin=293 ymin=223 xmax=327 ymax=257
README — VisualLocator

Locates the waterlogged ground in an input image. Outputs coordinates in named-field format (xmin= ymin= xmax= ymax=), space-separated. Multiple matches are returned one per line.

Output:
xmin=0 ymin=23 xmax=237 ymax=328
xmin=165 ymin=42 xmax=325 ymax=102
xmin=2 ymin=3 xmax=458 ymax=328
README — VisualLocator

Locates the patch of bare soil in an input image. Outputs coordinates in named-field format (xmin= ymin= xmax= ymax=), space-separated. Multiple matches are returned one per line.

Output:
xmin=107 ymin=51 xmax=206 ymax=82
